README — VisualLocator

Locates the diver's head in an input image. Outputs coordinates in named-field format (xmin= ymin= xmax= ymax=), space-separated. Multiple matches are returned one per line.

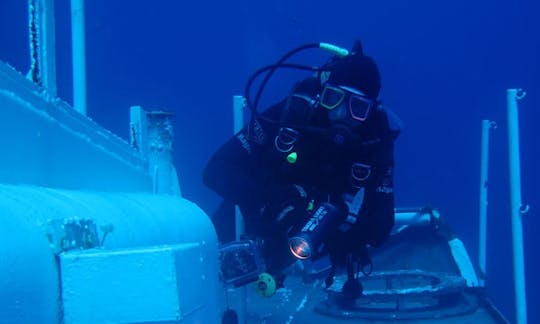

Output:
xmin=319 ymin=50 xmax=381 ymax=127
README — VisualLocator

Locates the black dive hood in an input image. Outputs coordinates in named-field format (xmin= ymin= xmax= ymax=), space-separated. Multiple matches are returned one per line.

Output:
xmin=244 ymin=42 xmax=350 ymax=133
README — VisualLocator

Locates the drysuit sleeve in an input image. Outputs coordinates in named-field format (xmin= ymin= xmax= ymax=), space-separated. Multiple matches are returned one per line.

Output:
xmin=357 ymin=162 xmax=395 ymax=248
xmin=325 ymin=109 xmax=395 ymax=263
xmin=202 ymin=100 xmax=285 ymax=212
xmin=203 ymin=127 xmax=267 ymax=212
xmin=351 ymin=110 xmax=395 ymax=247
xmin=203 ymin=77 xmax=321 ymax=211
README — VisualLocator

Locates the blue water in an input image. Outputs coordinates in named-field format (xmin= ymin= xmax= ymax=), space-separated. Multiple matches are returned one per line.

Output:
xmin=1 ymin=0 xmax=538 ymax=323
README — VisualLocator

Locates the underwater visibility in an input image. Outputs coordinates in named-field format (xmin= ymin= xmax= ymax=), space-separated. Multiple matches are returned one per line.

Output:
xmin=1 ymin=0 xmax=538 ymax=323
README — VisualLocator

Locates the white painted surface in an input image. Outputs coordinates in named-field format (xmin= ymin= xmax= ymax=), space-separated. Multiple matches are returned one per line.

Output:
xmin=61 ymin=243 xmax=215 ymax=323
xmin=0 ymin=183 xmax=218 ymax=323
xmin=0 ymin=62 xmax=151 ymax=192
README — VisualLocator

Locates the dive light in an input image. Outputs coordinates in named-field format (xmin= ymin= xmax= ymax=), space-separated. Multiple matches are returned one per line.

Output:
xmin=288 ymin=202 xmax=342 ymax=260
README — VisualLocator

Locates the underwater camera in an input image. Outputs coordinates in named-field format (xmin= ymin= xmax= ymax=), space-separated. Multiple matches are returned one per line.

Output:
xmin=218 ymin=240 xmax=266 ymax=287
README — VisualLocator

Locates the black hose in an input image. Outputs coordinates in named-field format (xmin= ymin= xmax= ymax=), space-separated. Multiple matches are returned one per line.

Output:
xmin=252 ymin=43 xmax=320 ymax=111
xmin=244 ymin=62 xmax=321 ymax=117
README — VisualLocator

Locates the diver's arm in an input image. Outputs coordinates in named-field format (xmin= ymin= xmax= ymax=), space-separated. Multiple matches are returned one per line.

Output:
xmin=362 ymin=163 xmax=395 ymax=247
xmin=358 ymin=110 xmax=396 ymax=247
xmin=340 ymin=110 xmax=396 ymax=248
xmin=203 ymin=128 xmax=267 ymax=210
xmin=203 ymin=100 xmax=287 ymax=210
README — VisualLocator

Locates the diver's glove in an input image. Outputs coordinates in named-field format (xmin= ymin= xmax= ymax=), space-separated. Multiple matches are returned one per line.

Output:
xmin=263 ymin=184 xmax=312 ymax=230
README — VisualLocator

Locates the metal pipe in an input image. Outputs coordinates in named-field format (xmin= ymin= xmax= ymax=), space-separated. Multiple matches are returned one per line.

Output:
xmin=233 ymin=95 xmax=246 ymax=240
xmin=70 ymin=0 xmax=87 ymax=115
xmin=232 ymin=95 xmax=247 ymax=323
xmin=478 ymin=119 xmax=496 ymax=286
xmin=506 ymin=88 xmax=528 ymax=324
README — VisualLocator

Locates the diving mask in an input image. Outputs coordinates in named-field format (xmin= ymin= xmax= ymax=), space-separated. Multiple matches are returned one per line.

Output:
xmin=320 ymin=83 xmax=374 ymax=122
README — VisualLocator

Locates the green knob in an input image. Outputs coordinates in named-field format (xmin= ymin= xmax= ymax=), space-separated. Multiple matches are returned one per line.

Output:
xmin=286 ymin=152 xmax=297 ymax=164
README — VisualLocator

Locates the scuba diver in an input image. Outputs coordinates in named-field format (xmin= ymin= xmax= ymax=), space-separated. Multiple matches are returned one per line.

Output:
xmin=204 ymin=40 xmax=398 ymax=301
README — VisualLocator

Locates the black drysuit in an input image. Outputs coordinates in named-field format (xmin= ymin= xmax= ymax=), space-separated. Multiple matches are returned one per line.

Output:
xmin=204 ymin=79 xmax=396 ymax=276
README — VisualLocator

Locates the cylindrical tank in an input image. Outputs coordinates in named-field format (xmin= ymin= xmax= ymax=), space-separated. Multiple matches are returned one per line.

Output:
xmin=0 ymin=183 xmax=218 ymax=323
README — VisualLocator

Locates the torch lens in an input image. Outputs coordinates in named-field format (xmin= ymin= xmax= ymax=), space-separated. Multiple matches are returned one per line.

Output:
xmin=288 ymin=236 xmax=312 ymax=260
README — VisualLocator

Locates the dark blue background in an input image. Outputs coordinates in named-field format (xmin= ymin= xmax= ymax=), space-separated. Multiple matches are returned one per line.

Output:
xmin=1 ymin=1 xmax=538 ymax=322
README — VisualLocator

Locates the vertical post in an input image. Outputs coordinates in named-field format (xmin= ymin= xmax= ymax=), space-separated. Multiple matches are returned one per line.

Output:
xmin=146 ymin=111 xmax=181 ymax=196
xmin=71 ymin=0 xmax=87 ymax=115
xmin=233 ymin=95 xmax=246 ymax=240
xmin=28 ymin=0 xmax=58 ymax=98
xmin=478 ymin=120 xmax=496 ymax=286
xmin=232 ymin=95 xmax=247 ymax=323
xmin=507 ymin=88 xmax=528 ymax=324
xmin=129 ymin=106 xmax=182 ymax=196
